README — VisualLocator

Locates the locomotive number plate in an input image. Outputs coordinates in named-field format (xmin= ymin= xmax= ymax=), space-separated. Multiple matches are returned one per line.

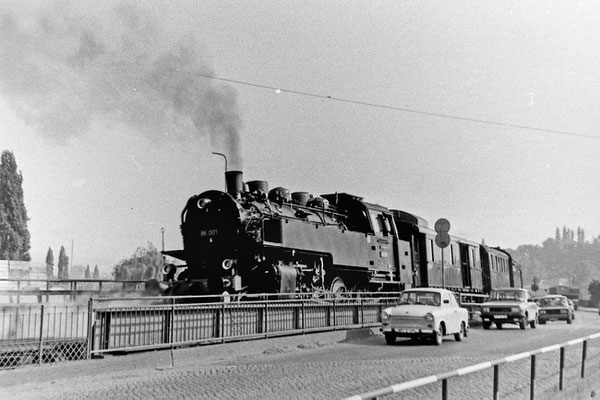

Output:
xmin=200 ymin=229 xmax=218 ymax=237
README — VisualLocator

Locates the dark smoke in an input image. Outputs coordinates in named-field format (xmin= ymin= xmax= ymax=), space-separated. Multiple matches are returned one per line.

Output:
xmin=0 ymin=2 xmax=243 ymax=169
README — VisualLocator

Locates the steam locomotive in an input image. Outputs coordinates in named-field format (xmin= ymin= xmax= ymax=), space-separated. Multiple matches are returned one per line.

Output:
xmin=146 ymin=171 xmax=522 ymax=296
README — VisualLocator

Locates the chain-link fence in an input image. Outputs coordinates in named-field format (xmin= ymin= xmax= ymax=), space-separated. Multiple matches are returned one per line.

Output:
xmin=0 ymin=304 xmax=88 ymax=369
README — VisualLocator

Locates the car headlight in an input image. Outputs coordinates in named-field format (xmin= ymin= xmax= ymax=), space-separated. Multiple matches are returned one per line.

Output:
xmin=560 ymin=309 xmax=567 ymax=314
xmin=381 ymin=311 xmax=390 ymax=320
xmin=511 ymin=307 xmax=520 ymax=313
xmin=482 ymin=307 xmax=489 ymax=313
xmin=425 ymin=312 xmax=434 ymax=322
xmin=539 ymin=310 xmax=546 ymax=314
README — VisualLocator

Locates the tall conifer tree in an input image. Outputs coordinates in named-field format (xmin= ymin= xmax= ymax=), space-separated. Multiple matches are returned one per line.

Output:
xmin=0 ymin=151 xmax=31 ymax=260
xmin=58 ymin=245 xmax=69 ymax=280
xmin=45 ymin=247 xmax=54 ymax=279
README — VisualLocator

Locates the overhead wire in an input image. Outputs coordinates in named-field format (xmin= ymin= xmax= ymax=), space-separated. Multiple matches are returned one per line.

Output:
xmin=187 ymin=71 xmax=600 ymax=141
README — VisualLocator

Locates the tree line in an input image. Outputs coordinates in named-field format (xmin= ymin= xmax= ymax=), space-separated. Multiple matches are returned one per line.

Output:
xmin=509 ymin=227 xmax=600 ymax=300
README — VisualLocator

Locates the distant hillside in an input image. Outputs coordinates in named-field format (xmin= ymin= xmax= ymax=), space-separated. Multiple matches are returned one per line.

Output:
xmin=508 ymin=227 xmax=600 ymax=299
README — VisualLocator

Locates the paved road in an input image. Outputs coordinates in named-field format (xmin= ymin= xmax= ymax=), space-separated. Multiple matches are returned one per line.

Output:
xmin=2 ymin=309 xmax=600 ymax=399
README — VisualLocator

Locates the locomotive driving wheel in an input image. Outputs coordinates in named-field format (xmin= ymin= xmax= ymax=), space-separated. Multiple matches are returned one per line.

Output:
xmin=330 ymin=277 xmax=347 ymax=292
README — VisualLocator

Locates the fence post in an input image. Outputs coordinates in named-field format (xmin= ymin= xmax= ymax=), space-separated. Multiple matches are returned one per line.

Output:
xmin=493 ymin=364 xmax=499 ymax=400
xmin=38 ymin=304 xmax=45 ymax=365
xmin=530 ymin=354 xmax=536 ymax=400
xmin=581 ymin=340 xmax=587 ymax=378
xmin=301 ymin=300 xmax=305 ymax=332
xmin=264 ymin=302 xmax=268 ymax=337
xmin=170 ymin=297 xmax=175 ymax=345
xmin=332 ymin=298 xmax=336 ymax=329
xmin=442 ymin=378 xmax=448 ymax=400
xmin=221 ymin=301 xmax=226 ymax=343
xmin=559 ymin=347 xmax=565 ymax=390
xmin=86 ymin=298 xmax=94 ymax=359
xmin=360 ymin=297 xmax=364 ymax=326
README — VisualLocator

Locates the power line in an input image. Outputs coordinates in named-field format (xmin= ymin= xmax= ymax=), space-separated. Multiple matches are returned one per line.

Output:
xmin=191 ymin=72 xmax=600 ymax=141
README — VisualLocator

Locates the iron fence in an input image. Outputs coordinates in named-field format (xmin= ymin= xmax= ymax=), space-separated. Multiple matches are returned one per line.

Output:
xmin=0 ymin=304 xmax=88 ymax=368
xmin=88 ymin=295 xmax=398 ymax=356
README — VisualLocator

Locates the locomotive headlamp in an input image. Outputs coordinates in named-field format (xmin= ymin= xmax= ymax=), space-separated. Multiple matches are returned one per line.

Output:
xmin=197 ymin=198 xmax=212 ymax=209
xmin=425 ymin=313 xmax=434 ymax=322
xmin=162 ymin=264 xmax=176 ymax=275
xmin=222 ymin=259 xmax=236 ymax=270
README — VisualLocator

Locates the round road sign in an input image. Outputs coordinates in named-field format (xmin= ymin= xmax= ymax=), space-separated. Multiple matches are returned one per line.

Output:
xmin=435 ymin=232 xmax=450 ymax=248
xmin=434 ymin=218 xmax=451 ymax=233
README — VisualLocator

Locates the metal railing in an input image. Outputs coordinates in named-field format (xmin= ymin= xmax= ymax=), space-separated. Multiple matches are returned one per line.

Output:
xmin=0 ymin=292 xmax=398 ymax=368
xmin=0 ymin=278 xmax=146 ymax=304
xmin=87 ymin=294 xmax=398 ymax=356
xmin=0 ymin=304 xmax=89 ymax=368
xmin=344 ymin=332 xmax=600 ymax=400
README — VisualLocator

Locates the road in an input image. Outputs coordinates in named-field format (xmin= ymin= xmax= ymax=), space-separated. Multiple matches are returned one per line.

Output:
xmin=1 ymin=309 xmax=600 ymax=399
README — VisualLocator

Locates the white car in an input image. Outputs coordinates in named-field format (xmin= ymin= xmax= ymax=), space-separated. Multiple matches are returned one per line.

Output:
xmin=380 ymin=288 xmax=469 ymax=345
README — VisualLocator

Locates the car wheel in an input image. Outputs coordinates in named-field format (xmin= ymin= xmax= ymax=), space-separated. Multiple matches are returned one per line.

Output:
xmin=567 ymin=315 xmax=573 ymax=325
xmin=384 ymin=333 xmax=396 ymax=345
xmin=482 ymin=321 xmax=491 ymax=330
xmin=454 ymin=322 xmax=465 ymax=342
xmin=530 ymin=315 xmax=537 ymax=329
xmin=432 ymin=324 xmax=443 ymax=346
xmin=519 ymin=318 xmax=526 ymax=330
xmin=572 ymin=313 xmax=575 ymax=320
xmin=496 ymin=322 xmax=503 ymax=329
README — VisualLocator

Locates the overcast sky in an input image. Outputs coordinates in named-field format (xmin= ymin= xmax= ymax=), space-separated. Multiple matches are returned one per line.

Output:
xmin=1 ymin=1 xmax=599 ymax=271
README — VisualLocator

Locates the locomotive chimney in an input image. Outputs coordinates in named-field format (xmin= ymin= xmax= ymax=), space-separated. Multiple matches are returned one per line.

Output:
xmin=225 ymin=170 xmax=244 ymax=195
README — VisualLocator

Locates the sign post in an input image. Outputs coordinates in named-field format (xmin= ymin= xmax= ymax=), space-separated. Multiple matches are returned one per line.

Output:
xmin=434 ymin=218 xmax=451 ymax=288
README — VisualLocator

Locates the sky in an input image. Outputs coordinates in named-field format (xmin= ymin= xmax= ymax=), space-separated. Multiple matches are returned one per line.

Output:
xmin=1 ymin=1 xmax=599 ymax=273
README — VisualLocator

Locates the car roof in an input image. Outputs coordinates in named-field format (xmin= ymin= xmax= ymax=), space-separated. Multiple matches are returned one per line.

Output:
xmin=541 ymin=295 xmax=567 ymax=299
xmin=402 ymin=288 xmax=453 ymax=294
xmin=493 ymin=287 xmax=526 ymax=291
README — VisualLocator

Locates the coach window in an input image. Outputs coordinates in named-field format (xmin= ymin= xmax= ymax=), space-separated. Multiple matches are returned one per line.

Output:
xmin=428 ymin=239 xmax=434 ymax=261
xmin=450 ymin=245 xmax=455 ymax=265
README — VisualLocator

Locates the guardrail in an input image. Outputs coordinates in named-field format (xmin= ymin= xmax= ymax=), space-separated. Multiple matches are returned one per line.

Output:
xmin=344 ymin=332 xmax=600 ymax=400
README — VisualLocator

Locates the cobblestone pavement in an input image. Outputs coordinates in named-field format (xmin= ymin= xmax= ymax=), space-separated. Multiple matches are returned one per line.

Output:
xmin=2 ymin=309 xmax=600 ymax=399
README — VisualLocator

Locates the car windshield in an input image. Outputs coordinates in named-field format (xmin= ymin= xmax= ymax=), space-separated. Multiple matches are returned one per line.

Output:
xmin=398 ymin=291 xmax=441 ymax=306
xmin=490 ymin=290 xmax=526 ymax=302
xmin=540 ymin=297 xmax=568 ymax=307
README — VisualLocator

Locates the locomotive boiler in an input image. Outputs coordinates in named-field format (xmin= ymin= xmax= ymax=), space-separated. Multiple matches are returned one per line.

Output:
xmin=149 ymin=171 xmax=413 ymax=296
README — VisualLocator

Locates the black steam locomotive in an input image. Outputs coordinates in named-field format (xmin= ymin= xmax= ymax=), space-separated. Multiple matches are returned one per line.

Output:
xmin=147 ymin=171 xmax=522 ymax=296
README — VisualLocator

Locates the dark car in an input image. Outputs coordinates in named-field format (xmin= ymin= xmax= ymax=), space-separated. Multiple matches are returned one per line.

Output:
xmin=538 ymin=295 xmax=573 ymax=324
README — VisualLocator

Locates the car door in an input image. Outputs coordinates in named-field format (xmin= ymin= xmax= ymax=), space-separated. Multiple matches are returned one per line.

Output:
xmin=526 ymin=291 xmax=538 ymax=320
xmin=441 ymin=292 xmax=458 ymax=333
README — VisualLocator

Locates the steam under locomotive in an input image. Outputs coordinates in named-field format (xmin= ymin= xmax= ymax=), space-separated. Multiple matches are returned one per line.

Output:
xmin=146 ymin=171 xmax=522 ymax=296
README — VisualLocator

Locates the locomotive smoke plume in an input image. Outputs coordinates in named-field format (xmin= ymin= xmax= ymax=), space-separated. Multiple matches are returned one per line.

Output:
xmin=0 ymin=2 xmax=243 ymax=169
